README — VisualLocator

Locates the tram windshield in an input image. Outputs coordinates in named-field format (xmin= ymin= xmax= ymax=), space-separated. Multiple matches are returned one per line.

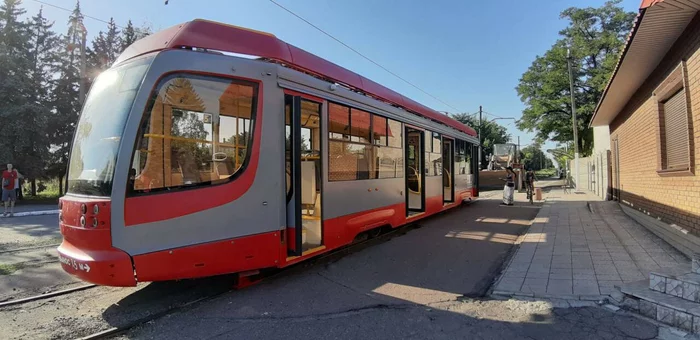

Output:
xmin=67 ymin=57 xmax=152 ymax=196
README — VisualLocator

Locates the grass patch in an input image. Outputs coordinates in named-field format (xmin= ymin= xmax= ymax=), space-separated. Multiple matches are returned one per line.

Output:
xmin=0 ymin=263 xmax=24 ymax=275
xmin=535 ymin=168 xmax=556 ymax=178
xmin=20 ymin=178 xmax=61 ymax=204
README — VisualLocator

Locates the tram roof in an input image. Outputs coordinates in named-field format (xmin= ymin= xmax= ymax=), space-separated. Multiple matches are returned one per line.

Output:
xmin=116 ymin=19 xmax=477 ymax=137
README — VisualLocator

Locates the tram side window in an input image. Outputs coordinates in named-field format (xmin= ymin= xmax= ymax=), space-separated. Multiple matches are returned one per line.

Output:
xmin=455 ymin=140 xmax=471 ymax=175
xmin=129 ymin=74 xmax=257 ymax=193
xmin=374 ymin=117 xmax=403 ymax=179
xmin=328 ymin=102 xmax=374 ymax=181
xmin=328 ymin=102 xmax=403 ymax=181
xmin=328 ymin=103 xmax=349 ymax=141
xmin=424 ymin=131 xmax=442 ymax=176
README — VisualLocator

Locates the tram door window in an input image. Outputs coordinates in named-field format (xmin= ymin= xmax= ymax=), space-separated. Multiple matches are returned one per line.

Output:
xmin=443 ymin=139 xmax=454 ymax=203
xmin=285 ymin=95 xmax=323 ymax=256
xmin=405 ymin=127 xmax=425 ymax=215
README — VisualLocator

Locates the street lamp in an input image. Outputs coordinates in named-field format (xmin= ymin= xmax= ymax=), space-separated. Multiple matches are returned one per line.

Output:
xmin=567 ymin=48 xmax=580 ymax=192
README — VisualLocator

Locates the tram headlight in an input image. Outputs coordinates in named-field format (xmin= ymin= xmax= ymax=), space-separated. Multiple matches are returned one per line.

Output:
xmin=92 ymin=217 xmax=99 ymax=228
xmin=80 ymin=204 xmax=87 ymax=215
xmin=58 ymin=211 xmax=63 ymax=223
xmin=80 ymin=215 xmax=86 ymax=228
xmin=93 ymin=204 xmax=99 ymax=215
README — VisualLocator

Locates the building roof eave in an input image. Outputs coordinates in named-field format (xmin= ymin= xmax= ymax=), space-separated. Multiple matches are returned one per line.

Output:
xmin=590 ymin=0 xmax=699 ymax=127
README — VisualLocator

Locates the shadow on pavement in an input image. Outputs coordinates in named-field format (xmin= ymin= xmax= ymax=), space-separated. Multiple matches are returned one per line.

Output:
xmin=100 ymin=196 xmax=659 ymax=339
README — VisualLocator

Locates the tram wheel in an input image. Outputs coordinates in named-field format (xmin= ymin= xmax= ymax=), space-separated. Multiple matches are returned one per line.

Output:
xmin=368 ymin=227 xmax=382 ymax=239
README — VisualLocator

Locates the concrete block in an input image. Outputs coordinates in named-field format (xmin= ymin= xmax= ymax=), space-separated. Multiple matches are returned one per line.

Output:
xmin=683 ymin=281 xmax=700 ymax=302
xmin=620 ymin=205 xmax=700 ymax=259
xmin=640 ymin=300 xmax=657 ymax=319
xmin=651 ymin=273 xmax=668 ymax=293
xmin=667 ymin=278 xmax=684 ymax=298
xmin=693 ymin=315 xmax=700 ymax=334
xmin=658 ymin=305 xmax=676 ymax=325
xmin=676 ymin=311 xmax=693 ymax=332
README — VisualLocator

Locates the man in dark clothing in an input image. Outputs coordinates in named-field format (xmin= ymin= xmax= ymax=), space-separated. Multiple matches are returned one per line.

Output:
xmin=525 ymin=169 xmax=536 ymax=198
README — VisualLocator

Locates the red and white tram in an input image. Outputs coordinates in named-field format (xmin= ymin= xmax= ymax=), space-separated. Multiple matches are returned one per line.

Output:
xmin=57 ymin=19 xmax=480 ymax=286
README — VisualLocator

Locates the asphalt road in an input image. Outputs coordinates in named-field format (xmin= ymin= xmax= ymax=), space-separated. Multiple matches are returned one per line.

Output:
xmin=115 ymin=197 xmax=659 ymax=340
xmin=0 ymin=214 xmax=60 ymax=250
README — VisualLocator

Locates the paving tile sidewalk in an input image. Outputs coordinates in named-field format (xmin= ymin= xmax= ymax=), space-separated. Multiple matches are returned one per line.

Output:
xmin=493 ymin=188 xmax=689 ymax=301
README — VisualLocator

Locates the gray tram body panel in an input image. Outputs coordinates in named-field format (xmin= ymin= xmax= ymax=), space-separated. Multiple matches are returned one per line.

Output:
xmin=110 ymin=50 xmax=286 ymax=256
xmin=108 ymin=49 xmax=478 ymax=256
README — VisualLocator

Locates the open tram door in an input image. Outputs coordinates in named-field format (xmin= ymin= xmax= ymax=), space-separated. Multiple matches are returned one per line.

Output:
xmin=405 ymin=126 xmax=425 ymax=215
xmin=285 ymin=95 xmax=324 ymax=257
xmin=442 ymin=138 xmax=454 ymax=203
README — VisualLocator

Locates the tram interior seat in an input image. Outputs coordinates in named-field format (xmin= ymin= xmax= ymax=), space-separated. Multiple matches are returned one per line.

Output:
xmin=214 ymin=157 xmax=234 ymax=179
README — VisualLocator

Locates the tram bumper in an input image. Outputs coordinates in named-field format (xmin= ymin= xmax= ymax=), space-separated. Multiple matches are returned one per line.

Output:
xmin=57 ymin=239 xmax=136 ymax=287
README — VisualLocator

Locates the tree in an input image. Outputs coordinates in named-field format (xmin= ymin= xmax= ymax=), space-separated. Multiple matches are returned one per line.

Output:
xmin=521 ymin=144 xmax=553 ymax=171
xmin=121 ymin=20 xmax=136 ymax=51
xmin=22 ymin=7 xmax=59 ymax=195
xmin=452 ymin=113 xmax=511 ymax=169
xmin=548 ymin=142 xmax=573 ymax=172
xmin=47 ymin=0 xmax=85 ymax=195
xmin=134 ymin=22 xmax=152 ymax=40
xmin=87 ymin=17 xmax=119 ymax=82
xmin=516 ymin=0 xmax=635 ymax=156
xmin=0 ymin=0 xmax=39 ymax=178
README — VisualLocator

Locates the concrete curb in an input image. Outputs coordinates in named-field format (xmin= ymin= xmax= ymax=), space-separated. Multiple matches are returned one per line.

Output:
xmin=1 ymin=210 xmax=59 ymax=218
xmin=491 ymin=288 xmax=608 ymax=303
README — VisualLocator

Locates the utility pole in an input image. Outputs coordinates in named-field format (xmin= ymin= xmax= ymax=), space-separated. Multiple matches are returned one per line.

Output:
xmin=517 ymin=135 xmax=522 ymax=191
xmin=77 ymin=24 xmax=87 ymax=107
xmin=478 ymin=106 xmax=482 ymax=171
xmin=567 ymin=48 xmax=580 ymax=192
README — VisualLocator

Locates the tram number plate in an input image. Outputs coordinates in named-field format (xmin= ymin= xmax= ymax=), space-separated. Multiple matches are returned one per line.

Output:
xmin=58 ymin=255 xmax=91 ymax=273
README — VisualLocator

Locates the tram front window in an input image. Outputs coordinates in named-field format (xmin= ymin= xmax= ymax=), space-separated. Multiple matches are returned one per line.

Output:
xmin=67 ymin=57 xmax=152 ymax=196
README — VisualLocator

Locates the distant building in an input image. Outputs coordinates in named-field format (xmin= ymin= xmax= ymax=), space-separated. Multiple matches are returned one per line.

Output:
xmin=591 ymin=0 xmax=700 ymax=239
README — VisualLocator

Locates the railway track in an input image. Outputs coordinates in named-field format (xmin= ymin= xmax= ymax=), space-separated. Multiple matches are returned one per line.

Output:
xmin=0 ymin=284 xmax=97 ymax=308
xmin=71 ymin=221 xmax=428 ymax=340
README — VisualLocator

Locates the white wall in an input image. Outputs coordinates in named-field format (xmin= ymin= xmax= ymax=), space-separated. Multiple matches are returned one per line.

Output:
xmin=569 ymin=153 xmax=610 ymax=200
xmin=593 ymin=125 xmax=611 ymax=155
xmin=565 ymin=124 xmax=611 ymax=200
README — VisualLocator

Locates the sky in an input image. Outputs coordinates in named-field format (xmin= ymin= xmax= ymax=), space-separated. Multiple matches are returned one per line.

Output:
xmin=22 ymin=0 xmax=643 ymax=163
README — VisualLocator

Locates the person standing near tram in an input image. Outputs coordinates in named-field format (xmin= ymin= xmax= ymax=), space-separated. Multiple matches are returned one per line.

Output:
xmin=2 ymin=164 xmax=19 ymax=216
xmin=13 ymin=167 xmax=23 ymax=200
xmin=501 ymin=166 xmax=516 ymax=206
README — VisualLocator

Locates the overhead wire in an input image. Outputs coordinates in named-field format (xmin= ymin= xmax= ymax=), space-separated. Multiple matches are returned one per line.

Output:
xmin=29 ymin=0 xmax=124 ymax=28
xmin=267 ymin=0 xmax=463 ymax=113
xmin=35 ymin=0 xmax=476 ymax=118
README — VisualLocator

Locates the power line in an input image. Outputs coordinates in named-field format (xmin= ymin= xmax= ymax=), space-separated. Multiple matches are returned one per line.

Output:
xmin=481 ymin=110 xmax=508 ymax=120
xmin=30 ymin=0 xmax=124 ymax=28
xmin=267 ymin=0 xmax=461 ymax=112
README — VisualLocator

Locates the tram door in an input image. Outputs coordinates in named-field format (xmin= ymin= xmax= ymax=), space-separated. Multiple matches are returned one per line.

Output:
xmin=405 ymin=127 xmax=425 ymax=215
xmin=443 ymin=139 xmax=454 ymax=203
xmin=285 ymin=95 xmax=324 ymax=257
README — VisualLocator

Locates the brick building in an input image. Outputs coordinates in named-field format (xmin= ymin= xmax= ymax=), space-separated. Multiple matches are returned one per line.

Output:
xmin=591 ymin=0 xmax=700 ymax=236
